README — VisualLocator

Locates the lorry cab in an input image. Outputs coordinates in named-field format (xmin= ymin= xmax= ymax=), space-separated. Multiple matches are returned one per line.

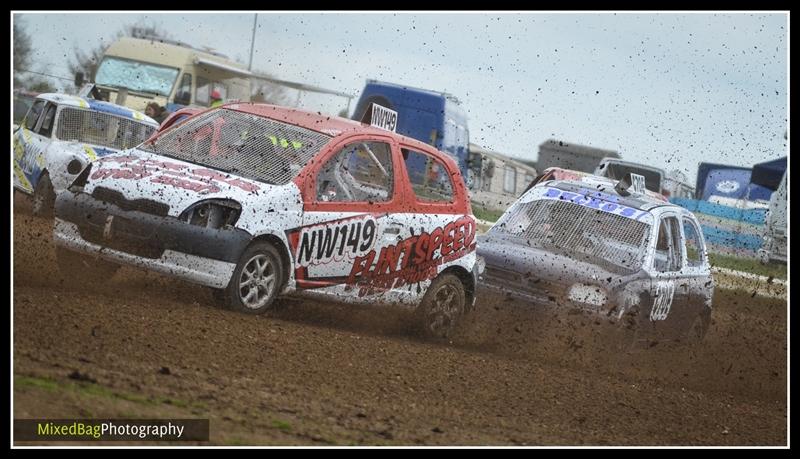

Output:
xmin=80 ymin=36 xmax=252 ymax=114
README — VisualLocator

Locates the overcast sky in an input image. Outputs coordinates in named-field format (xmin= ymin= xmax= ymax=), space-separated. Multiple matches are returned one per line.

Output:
xmin=13 ymin=11 xmax=788 ymax=182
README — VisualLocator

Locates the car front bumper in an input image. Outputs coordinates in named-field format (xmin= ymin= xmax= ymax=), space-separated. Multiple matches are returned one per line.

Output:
xmin=53 ymin=191 xmax=252 ymax=289
xmin=54 ymin=219 xmax=237 ymax=289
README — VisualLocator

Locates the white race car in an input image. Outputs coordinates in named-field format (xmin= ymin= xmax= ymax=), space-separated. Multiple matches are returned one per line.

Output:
xmin=53 ymin=103 xmax=481 ymax=338
xmin=13 ymin=93 xmax=159 ymax=216
xmin=479 ymin=174 xmax=715 ymax=346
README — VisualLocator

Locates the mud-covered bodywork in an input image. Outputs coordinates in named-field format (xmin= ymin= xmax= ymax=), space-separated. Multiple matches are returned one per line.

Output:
xmin=53 ymin=103 xmax=479 ymax=313
xmin=13 ymin=93 xmax=158 ymax=196
xmin=478 ymin=180 xmax=715 ymax=343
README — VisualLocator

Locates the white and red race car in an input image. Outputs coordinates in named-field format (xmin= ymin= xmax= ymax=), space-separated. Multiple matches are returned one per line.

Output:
xmin=53 ymin=103 xmax=481 ymax=338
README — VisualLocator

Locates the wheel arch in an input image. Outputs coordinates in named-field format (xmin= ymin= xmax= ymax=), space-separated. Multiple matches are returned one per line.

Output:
xmin=438 ymin=265 xmax=475 ymax=311
xmin=248 ymin=232 xmax=293 ymax=292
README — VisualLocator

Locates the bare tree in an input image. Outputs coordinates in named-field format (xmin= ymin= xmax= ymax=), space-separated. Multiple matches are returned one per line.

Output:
xmin=14 ymin=19 xmax=58 ymax=93
xmin=13 ymin=20 xmax=33 ymax=89
xmin=26 ymin=79 xmax=56 ymax=93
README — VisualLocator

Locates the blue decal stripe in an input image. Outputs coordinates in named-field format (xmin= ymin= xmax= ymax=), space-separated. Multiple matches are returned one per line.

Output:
xmin=92 ymin=147 xmax=117 ymax=157
xmin=84 ymin=99 xmax=138 ymax=120
xmin=542 ymin=187 xmax=649 ymax=221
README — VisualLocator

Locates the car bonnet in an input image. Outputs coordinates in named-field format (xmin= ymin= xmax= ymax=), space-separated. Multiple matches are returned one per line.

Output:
xmin=82 ymin=149 xmax=282 ymax=218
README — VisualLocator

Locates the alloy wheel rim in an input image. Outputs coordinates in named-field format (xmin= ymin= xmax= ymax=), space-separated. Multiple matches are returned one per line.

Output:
xmin=239 ymin=254 xmax=277 ymax=310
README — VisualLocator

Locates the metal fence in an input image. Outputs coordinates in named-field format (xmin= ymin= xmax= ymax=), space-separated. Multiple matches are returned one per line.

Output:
xmin=496 ymin=199 xmax=651 ymax=271
xmin=56 ymin=107 xmax=156 ymax=151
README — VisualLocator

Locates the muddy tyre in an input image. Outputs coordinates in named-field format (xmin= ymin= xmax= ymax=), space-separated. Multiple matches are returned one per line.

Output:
xmin=221 ymin=242 xmax=284 ymax=314
xmin=416 ymin=273 xmax=467 ymax=340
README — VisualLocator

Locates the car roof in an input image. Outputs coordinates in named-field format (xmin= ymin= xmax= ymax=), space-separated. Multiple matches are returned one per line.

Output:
xmin=222 ymin=102 xmax=455 ymax=165
xmin=546 ymin=179 xmax=677 ymax=212
xmin=35 ymin=93 xmax=158 ymax=126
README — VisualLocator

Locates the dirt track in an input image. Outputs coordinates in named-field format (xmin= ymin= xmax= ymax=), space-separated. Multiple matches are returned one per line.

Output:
xmin=13 ymin=197 xmax=787 ymax=445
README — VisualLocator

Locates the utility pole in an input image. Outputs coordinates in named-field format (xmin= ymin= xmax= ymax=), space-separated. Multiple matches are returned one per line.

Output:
xmin=248 ymin=14 xmax=258 ymax=71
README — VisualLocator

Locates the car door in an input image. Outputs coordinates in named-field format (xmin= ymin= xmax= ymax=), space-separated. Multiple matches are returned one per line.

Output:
xmin=646 ymin=212 xmax=692 ymax=340
xmin=14 ymin=100 xmax=54 ymax=193
xmin=296 ymin=134 xmax=406 ymax=303
xmin=394 ymin=145 xmax=476 ymax=300
xmin=679 ymin=213 xmax=714 ymax=328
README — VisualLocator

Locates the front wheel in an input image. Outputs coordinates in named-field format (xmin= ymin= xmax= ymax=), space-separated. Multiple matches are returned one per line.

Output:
xmin=415 ymin=273 xmax=467 ymax=340
xmin=220 ymin=242 xmax=284 ymax=314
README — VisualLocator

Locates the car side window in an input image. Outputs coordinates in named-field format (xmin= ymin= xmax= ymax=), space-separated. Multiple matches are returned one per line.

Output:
xmin=316 ymin=141 xmax=394 ymax=203
xmin=36 ymin=104 xmax=57 ymax=138
xmin=24 ymin=100 xmax=45 ymax=131
xmin=402 ymin=148 xmax=454 ymax=203
xmin=683 ymin=218 xmax=705 ymax=268
xmin=654 ymin=216 xmax=681 ymax=272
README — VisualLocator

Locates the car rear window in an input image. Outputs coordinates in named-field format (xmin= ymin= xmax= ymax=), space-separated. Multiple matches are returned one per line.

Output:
xmin=141 ymin=108 xmax=332 ymax=186
xmin=492 ymin=198 xmax=651 ymax=272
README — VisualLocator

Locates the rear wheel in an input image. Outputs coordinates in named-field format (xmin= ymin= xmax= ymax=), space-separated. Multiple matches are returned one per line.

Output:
xmin=415 ymin=273 xmax=467 ymax=340
xmin=32 ymin=172 xmax=56 ymax=218
xmin=220 ymin=242 xmax=284 ymax=314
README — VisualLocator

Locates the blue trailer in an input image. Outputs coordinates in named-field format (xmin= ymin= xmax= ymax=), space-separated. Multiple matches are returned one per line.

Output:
xmin=352 ymin=80 xmax=470 ymax=185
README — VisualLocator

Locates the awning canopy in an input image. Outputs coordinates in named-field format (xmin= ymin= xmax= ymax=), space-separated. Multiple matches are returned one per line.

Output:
xmin=193 ymin=58 xmax=353 ymax=99
xmin=194 ymin=57 xmax=254 ymax=78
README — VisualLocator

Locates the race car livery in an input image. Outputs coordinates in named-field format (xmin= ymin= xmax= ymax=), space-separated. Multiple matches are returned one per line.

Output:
xmin=53 ymin=103 xmax=480 ymax=338
xmin=478 ymin=176 xmax=714 ymax=345
xmin=13 ymin=93 xmax=158 ymax=216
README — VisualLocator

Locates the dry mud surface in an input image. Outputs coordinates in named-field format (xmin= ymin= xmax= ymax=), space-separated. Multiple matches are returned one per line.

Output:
xmin=13 ymin=198 xmax=787 ymax=445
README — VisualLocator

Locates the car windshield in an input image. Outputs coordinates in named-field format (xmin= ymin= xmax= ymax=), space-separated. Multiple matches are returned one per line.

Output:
xmin=95 ymin=57 xmax=180 ymax=96
xmin=140 ymin=108 xmax=333 ymax=186
xmin=56 ymin=107 xmax=157 ymax=151
xmin=491 ymin=197 xmax=651 ymax=273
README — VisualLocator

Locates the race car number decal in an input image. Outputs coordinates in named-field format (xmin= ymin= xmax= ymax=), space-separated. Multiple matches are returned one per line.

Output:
xmin=649 ymin=280 xmax=675 ymax=321
xmin=296 ymin=217 xmax=377 ymax=267
xmin=289 ymin=215 xmax=477 ymax=297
